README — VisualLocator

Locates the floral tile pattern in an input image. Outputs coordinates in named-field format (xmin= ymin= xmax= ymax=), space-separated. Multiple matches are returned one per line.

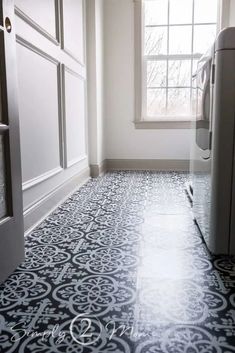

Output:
xmin=0 ymin=171 xmax=235 ymax=352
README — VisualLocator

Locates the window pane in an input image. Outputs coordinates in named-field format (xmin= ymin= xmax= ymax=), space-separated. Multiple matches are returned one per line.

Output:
xmin=147 ymin=61 xmax=167 ymax=87
xmin=167 ymin=89 xmax=191 ymax=116
xmin=169 ymin=0 xmax=193 ymax=24
xmin=168 ymin=60 xmax=191 ymax=87
xmin=145 ymin=0 xmax=168 ymax=26
xmin=0 ymin=135 xmax=7 ymax=219
xmin=147 ymin=89 xmax=166 ymax=117
xmin=192 ymin=59 xmax=198 ymax=88
xmin=169 ymin=26 xmax=192 ymax=54
xmin=192 ymin=59 xmax=198 ymax=75
xmin=194 ymin=25 xmax=216 ymax=54
xmin=145 ymin=27 xmax=167 ymax=55
xmin=143 ymin=0 xmax=218 ymax=120
xmin=194 ymin=0 xmax=217 ymax=23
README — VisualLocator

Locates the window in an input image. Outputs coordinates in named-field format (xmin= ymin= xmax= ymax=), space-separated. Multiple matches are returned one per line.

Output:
xmin=135 ymin=0 xmax=218 ymax=127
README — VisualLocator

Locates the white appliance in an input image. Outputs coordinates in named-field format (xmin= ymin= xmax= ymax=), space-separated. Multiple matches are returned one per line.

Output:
xmin=190 ymin=27 xmax=235 ymax=255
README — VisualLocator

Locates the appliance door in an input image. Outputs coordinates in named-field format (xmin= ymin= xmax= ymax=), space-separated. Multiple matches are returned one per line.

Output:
xmin=210 ymin=47 xmax=235 ymax=254
xmin=196 ymin=58 xmax=212 ymax=156
xmin=192 ymin=54 xmax=214 ymax=246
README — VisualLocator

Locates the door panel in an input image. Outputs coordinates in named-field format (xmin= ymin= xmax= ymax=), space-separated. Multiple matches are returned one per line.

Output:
xmin=16 ymin=42 xmax=61 ymax=183
xmin=62 ymin=0 xmax=84 ymax=63
xmin=15 ymin=0 xmax=58 ymax=40
xmin=15 ymin=0 xmax=88 ymax=219
xmin=0 ymin=0 xmax=24 ymax=284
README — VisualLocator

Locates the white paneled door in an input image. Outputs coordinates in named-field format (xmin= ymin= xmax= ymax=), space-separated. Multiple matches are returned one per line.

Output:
xmin=15 ymin=0 xmax=88 ymax=212
xmin=0 ymin=0 xmax=24 ymax=283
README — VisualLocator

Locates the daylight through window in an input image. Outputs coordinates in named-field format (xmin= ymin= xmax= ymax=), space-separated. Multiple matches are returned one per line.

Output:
xmin=143 ymin=0 xmax=218 ymax=120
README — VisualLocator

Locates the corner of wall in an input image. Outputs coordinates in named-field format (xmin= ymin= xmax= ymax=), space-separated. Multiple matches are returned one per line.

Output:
xmin=90 ymin=160 xmax=107 ymax=177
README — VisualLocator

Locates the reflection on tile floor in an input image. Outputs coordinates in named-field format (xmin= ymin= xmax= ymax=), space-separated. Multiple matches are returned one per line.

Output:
xmin=0 ymin=171 xmax=235 ymax=352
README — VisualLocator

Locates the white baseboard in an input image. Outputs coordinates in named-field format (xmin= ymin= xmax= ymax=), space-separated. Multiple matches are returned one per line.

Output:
xmin=90 ymin=160 xmax=107 ymax=177
xmin=24 ymin=167 xmax=90 ymax=234
xmin=90 ymin=159 xmax=189 ymax=177
xmin=106 ymin=159 xmax=189 ymax=171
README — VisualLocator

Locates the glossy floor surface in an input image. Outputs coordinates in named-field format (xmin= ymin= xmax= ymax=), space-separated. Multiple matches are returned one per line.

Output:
xmin=0 ymin=171 xmax=235 ymax=352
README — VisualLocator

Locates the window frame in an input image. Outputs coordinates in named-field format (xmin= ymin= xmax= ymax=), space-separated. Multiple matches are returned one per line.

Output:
xmin=134 ymin=0 xmax=221 ymax=129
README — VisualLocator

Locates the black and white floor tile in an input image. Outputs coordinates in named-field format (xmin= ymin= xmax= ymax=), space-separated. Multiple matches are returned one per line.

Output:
xmin=0 ymin=171 xmax=235 ymax=352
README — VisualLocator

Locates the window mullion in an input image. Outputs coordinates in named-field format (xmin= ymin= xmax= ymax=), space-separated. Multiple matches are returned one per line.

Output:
xmin=166 ymin=0 xmax=170 ymax=114
xmin=145 ymin=54 xmax=201 ymax=61
xmin=190 ymin=0 xmax=195 ymax=103
xmin=145 ymin=22 xmax=216 ymax=28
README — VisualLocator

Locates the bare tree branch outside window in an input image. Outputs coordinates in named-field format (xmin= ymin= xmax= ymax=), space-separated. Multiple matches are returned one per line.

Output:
xmin=143 ymin=0 xmax=217 ymax=120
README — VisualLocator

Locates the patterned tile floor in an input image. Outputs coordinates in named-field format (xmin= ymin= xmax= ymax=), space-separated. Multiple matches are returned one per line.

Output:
xmin=1 ymin=171 xmax=235 ymax=352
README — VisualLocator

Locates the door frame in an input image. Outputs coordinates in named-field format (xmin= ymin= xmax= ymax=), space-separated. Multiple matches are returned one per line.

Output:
xmin=0 ymin=0 xmax=24 ymax=284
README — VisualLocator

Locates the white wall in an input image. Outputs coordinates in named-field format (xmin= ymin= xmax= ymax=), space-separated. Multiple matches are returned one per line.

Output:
xmin=87 ymin=0 xmax=105 ymax=167
xmin=95 ymin=0 xmax=105 ymax=165
xmin=14 ymin=0 xmax=89 ymax=218
xmin=103 ymin=0 xmax=191 ymax=161
xmin=229 ymin=0 xmax=235 ymax=25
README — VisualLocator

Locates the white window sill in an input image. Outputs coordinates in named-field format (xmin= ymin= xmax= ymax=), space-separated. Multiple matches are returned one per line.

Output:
xmin=134 ymin=120 xmax=193 ymax=129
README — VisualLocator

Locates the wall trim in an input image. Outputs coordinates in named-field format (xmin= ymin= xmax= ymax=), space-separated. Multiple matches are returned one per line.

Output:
xmin=60 ymin=63 xmax=68 ymax=168
xmin=57 ymin=63 xmax=66 ymax=168
xmin=134 ymin=0 xmax=143 ymax=123
xmin=62 ymin=48 xmax=85 ymax=68
xmin=24 ymin=166 xmax=90 ymax=234
xmin=67 ymin=155 xmax=87 ymax=168
xmin=16 ymin=35 xmax=59 ymax=65
xmin=59 ymin=0 xmax=85 ymax=67
xmin=134 ymin=121 xmax=192 ymax=129
xmin=106 ymin=159 xmax=189 ymax=171
xmin=15 ymin=4 xmax=60 ymax=46
xmin=90 ymin=159 xmax=189 ymax=175
xmin=62 ymin=64 xmax=87 ymax=168
xmin=16 ymin=37 xmax=65 ymax=176
xmin=90 ymin=160 xmax=108 ymax=177
xmin=64 ymin=64 xmax=86 ymax=81
xmin=22 ymin=166 xmax=63 ymax=191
